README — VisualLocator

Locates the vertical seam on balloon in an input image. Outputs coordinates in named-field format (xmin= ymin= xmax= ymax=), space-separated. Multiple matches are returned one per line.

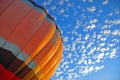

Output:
xmin=0 ymin=0 xmax=16 ymax=15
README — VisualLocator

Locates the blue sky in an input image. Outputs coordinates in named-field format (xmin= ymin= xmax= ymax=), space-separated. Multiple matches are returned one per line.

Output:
xmin=35 ymin=0 xmax=120 ymax=80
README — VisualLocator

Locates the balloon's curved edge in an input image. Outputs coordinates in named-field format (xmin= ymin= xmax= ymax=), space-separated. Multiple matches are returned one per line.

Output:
xmin=28 ymin=0 xmax=54 ymax=22
xmin=28 ymin=0 xmax=47 ymax=14
xmin=27 ymin=0 xmax=63 ymax=42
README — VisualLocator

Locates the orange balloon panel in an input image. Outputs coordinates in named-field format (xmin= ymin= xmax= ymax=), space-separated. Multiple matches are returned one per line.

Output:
xmin=0 ymin=0 xmax=63 ymax=80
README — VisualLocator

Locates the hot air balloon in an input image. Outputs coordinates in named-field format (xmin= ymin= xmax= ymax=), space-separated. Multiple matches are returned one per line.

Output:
xmin=0 ymin=0 xmax=63 ymax=80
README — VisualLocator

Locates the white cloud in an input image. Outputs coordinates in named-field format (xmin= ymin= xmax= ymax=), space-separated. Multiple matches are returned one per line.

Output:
xmin=95 ymin=65 xmax=104 ymax=71
xmin=107 ymin=12 xmax=113 ymax=17
xmin=59 ymin=9 xmax=64 ymax=14
xmin=104 ymin=19 xmax=120 ymax=25
xmin=85 ymin=24 xmax=96 ymax=31
xmin=112 ymin=29 xmax=120 ymax=36
xmin=97 ymin=53 xmax=105 ymax=59
xmin=87 ymin=41 xmax=94 ymax=49
xmin=68 ymin=69 xmax=74 ymax=73
xmin=83 ymin=49 xmax=87 ymax=53
xmin=87 ymin=47 xmax=96 ymax=55
xmin=102 ymin=0 xmax=109 ymax=5
xmin=93 ymin=53 xmax=105 ymax=60
xmin=68 ymin=53 xmax=72 ymax=58
xmin=65 ymin=65 xmax=69 ymax=69
xmin=83 ymin=60 xmax=88 ymax=65
xmin=87 ymin=6 xmax=96 ymax=12
xmin=88 ymin=59 xmax=93 ymax=65
xmin=71 ymin=43 xmax=76 ymax=51
xmin=89 ymin=66 xmax=94 ymax=72
xmin=109 ymin=48 xmax=117 ymax=59
xmin=80 ymin=66 xmax=89 ymax=74
xmin=100 ymin=37 xmax=107 ymax=41
xmin=63 ymin=36 xmax=69 ymax=42
xmin=96 ymin=47 xmax=101 ymax=51
xmin=96 ymin=58 xmax=101 ymax=63
xmin=100 ymin=48 xmax=106 ymax=53
xmin=78 ymin=59 xmax=83 ymax=65
xmin=90 ymin=19 xmax=98 ymax=24
xmin=108 ymin=43 xmax=114 ymax=47
xmin=97 ymin=34 xmax=102 ymax=39
xmin=103 ymin=30 xmax=111 ymax=35
xmin=51 ymin=6 xmax=56 ymax=10
xmin=63 ymin=14 xmax=69 ymax=18
xmin=85 ymin=34 xmax=90 ymax=40
xmin=101 ymin=25 xmax=110 ymax=29
xmin=91 ymin=24 xmax=96 ymax=29
xmin=98 ymin=43 xmax=105 ymax=47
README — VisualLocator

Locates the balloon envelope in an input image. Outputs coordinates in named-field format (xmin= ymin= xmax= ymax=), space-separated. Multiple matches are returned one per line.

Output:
xmin=0 ymin=0 xmax=63 ymax=80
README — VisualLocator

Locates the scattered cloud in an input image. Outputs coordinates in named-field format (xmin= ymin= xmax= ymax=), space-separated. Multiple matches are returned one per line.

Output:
xmin=102 ymin=0 xmax=109 ymax=5
xmin=87 ymin=6 xmax=96 ymax=12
